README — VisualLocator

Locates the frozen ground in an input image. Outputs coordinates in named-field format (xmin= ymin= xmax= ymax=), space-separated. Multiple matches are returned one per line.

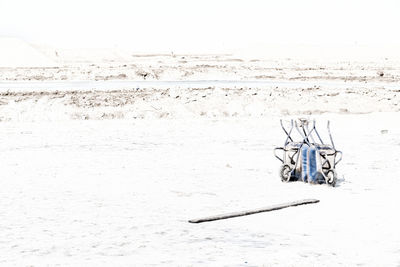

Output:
xmin=0 ymin=113 xmax=399 ymax=266
xmin=0 ymin=40 xmax=399 ymax=265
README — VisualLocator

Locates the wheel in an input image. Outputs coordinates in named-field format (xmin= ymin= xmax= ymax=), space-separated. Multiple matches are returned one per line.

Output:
xmin=326 ymin=170 xmax=337 ymax=187
xmin=280 ymin=164 xmax=292 ymax=182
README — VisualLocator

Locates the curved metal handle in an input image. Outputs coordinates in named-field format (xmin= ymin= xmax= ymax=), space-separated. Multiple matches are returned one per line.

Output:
xmin=295 ymin=119 xmax=315 ymax=146
xmin=335 ymin=151 xmax=343 ymax=166
xmin=274 ymin=147 xmax=285 ymax=163
xmin=327 ymin=120 xmax=336 ymax=149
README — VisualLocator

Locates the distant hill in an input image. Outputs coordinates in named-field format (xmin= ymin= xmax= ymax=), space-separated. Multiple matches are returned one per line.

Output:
xmin=0 ymin=37 xmax=57 ymax=67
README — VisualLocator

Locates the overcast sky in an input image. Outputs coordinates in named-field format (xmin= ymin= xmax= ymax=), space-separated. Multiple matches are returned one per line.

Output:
xmin=1 ymin=0 xmax=399 ymax=51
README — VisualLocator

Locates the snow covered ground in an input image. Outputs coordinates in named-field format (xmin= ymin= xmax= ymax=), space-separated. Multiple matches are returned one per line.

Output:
xmin=0 ymin=113 xmax=399 ymax=266
xmin=0 ymin=39 xmax=399 ymax=266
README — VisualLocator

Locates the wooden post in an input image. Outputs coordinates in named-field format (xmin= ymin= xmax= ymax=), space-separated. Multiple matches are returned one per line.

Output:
xmin=188 ymin=199 xmax=319 ymax=223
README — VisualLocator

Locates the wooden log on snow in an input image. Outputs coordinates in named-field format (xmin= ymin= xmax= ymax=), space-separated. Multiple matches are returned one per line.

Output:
xmin=188 ymin=199 xmax=319 ymax=223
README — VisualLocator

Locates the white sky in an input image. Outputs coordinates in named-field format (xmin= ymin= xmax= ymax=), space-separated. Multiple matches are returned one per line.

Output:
xmin=1 ymin=0 xmax=400 ymax=51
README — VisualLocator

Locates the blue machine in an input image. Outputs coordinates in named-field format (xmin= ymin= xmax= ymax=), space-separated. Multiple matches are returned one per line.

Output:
xmin=274 ymin=119 xmax=342 ymax=186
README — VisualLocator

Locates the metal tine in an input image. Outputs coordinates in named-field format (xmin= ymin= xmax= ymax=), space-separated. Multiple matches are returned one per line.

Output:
xmin=280 ymin=119 xmax=294 ymax=145
xmin=307 ymin=120 xmax=317 ymax=143
xmin=305 ymin=121 xmax=316 ymax=144
xmin=313 ymin=120 xmax=325 ymax=145
xmin=294 ymin=120 xmax=304 ymax=143
xmin=305 ymin=120 xmax=316 ymax=143
xmin=327 ymin=120 xmax=336 ymax=149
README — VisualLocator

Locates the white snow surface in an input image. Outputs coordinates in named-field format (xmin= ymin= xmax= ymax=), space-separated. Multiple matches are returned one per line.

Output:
xmin=0 ymin=38 xmax=56 ymax=68
xmin=1 ymin=113 xmax=399 ymax=266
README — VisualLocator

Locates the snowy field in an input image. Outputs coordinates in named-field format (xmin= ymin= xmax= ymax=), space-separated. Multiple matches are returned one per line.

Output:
xmin=1 ymin=113 xmax=399 ymax=266
xmin=2 ymin=0 xmax=400 ymax=263
xmin=0 ymin=38 xmax=399 ymax=266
